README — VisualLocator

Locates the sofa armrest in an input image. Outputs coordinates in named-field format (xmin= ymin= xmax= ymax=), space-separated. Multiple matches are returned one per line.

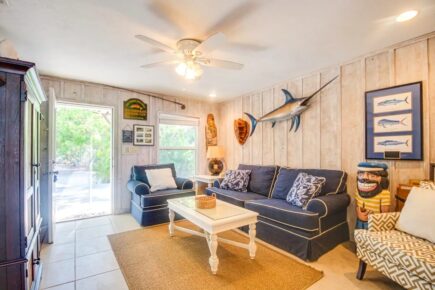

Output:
xmin=127 ymin=180 xmax=150 ymax=195
xmin=306 ymin=193 xmax=350 ymax=217
xmin=213 ymin=178 xmax=224 ymax=189
xmin=175 ymin=177 xmax=193 ymax=190
xmin=368 ymin=212 xmax=400 ymax=232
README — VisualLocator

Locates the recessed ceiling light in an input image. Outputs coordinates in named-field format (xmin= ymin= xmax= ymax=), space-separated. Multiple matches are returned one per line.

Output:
xmin=396 ymin=10 xmax=418 ymax=22
xmin=209 ymin=92 xmax=217 ymax=98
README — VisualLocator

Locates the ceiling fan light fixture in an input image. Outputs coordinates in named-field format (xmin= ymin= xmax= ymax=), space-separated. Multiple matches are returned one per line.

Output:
xmin=175 ymin=62 xmax=203 ymax=80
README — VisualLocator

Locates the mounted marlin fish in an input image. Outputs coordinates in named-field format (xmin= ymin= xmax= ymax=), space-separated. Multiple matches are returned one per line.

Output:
xmin=244 ymin=76 xmax=338 ymax=136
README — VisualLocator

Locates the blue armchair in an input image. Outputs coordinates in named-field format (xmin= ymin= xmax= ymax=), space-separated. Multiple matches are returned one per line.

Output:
xmin=128 ymin=163 xmax=195 ymax=226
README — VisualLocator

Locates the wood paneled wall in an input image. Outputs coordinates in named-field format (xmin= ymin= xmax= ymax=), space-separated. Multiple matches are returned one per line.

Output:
xmin=219 ymin=34 xmax=435 ymax=224
xmin=39 ymin=76 xmax=219 ymax=215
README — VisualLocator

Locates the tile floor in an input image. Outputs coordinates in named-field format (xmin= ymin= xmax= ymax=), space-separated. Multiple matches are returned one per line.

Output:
xmin=40 ymin=214 xmax=140 ymax=290
xmin=41 ymin=214 xmax=401 ymax=290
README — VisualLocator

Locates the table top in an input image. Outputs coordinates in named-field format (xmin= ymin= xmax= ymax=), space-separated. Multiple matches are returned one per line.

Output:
xmin=167 ymin=196 xmax=258 ymax=233
xmin=194 ymin=174 xmax=222 ymax=182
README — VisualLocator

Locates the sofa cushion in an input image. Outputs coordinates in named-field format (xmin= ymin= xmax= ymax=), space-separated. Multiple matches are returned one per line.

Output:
xmin=271 ymin=167 xmax=347 ymax=199
xmin=355 ymin=229 xmax=435 ymax=284
xmin=238 ymin=164 xmax=278 ymax=197
xmin=245 ymin=199 xmax=319 ymax=232
xmin=220 ymin=170 xmax=251 ymax=192
xmin=205 ymin=187 xmax=266 ymax=207
xmin=140 ymin=189 xmax=194 ymax=208
xmin=131 ymin=163 xmax=176 ymax=186
xmin=286 ymin=172 xmax=326 ymax=208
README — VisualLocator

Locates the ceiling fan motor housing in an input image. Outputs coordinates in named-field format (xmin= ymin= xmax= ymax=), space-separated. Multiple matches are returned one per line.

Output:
xmin=176 ymin=39 xmax=201 ymax=56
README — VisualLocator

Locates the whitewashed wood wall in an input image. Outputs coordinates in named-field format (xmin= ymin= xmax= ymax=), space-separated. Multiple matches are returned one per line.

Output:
xmin=39 ymin=76 xmax=219 ymax=214
xmin=218 ymin=33 xmax=435 ymax=227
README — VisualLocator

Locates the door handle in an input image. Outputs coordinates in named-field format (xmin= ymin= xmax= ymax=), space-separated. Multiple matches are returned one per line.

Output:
xmin=32 ymin=163 xmax=41 ymax=168
xmin=48 ymin=171 xmax=59 ymax=175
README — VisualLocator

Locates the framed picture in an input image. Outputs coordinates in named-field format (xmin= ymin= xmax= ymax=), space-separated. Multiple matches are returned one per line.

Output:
xmin=122 ymin=130 xmax=133 ymax=143
xmin=133 ymin=125 xmax=154 ymax=146
xmin=365 ymin=81 xmax=422 ymax=160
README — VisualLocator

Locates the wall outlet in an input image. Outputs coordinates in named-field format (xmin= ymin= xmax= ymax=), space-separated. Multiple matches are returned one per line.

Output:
xmin=122 ymin=145 xmax=140 ymax=155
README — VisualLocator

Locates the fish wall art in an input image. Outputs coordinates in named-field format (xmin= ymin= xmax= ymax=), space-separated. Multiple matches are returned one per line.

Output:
xmin=244 ymin=76 xmax=338 ymax=136
xmin=365 ymin=81 xmax=422 ymax=160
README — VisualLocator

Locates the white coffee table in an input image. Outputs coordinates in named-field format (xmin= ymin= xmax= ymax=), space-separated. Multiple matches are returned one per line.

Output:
xmin=167 ymin=196 xmax=258 ymax=274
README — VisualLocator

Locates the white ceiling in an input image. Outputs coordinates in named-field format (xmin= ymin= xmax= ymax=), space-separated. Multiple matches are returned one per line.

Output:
xmin=1 ymin=0 xmax=434 ymax=102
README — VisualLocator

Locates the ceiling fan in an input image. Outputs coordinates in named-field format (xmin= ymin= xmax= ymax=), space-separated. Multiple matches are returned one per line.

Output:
xmin=135 ymin=32 xmax=244 ymax=80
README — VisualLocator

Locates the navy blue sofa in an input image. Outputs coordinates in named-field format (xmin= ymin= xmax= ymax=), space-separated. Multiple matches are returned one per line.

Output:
xmin=206 ymin=164 xmax=350 ymax=261
xmin=128 ymin=163 xmax=195 ymax=226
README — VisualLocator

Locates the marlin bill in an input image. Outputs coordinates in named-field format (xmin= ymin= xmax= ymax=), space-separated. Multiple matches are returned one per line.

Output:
xmin=244 ymin=76 xmax=338 ymax=136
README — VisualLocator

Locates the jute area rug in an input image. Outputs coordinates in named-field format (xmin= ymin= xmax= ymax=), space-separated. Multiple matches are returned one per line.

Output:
xmin=108 ymin=221 xmax=323 ymax=290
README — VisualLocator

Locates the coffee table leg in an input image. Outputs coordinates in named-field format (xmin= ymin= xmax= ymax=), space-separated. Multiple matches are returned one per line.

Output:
xmin=168 ymin=209 xmax=175 ymax=237
xmin=208 ymin=234 xmax=219 ymax=274
xmin=248 ymin=223 xmax=257 ymax=259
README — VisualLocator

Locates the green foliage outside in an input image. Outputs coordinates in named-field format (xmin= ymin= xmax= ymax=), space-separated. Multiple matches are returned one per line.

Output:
xmin=56 ymin=106 xmax=111 ymax=183
xmin=158 ymin=124 xmax=196 ymax=178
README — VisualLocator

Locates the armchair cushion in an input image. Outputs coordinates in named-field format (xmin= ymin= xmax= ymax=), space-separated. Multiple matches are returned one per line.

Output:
xmin=396 ymin=187 xmax=435 ymax=243
xmin=355 ymin=229 xmax=435 ymax=284
xmin=127 ymin=180 xmax=150 ymax=195
xmin=145 ymin=168 xmax=177 ymax=192
xmin=368 ymin=212 xmax=401 ymax=232
xmin=131 ymin=163 xmax=176 ymax=185
xmin=175 ymin=177 xmax=193 ymax=190
xmin=140 ymin=189 xmax=195 ymax=208
xmin=306 ymin=193 xmax=351 ymax=217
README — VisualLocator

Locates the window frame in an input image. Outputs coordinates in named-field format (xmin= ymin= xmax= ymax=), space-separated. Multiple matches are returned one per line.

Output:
xmin=157 ymin=113 xmax=199 ymax=178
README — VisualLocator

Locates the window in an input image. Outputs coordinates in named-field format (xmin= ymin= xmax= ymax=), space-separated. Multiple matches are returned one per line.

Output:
xmin=158 ymin=114 xmax=199 ymax=178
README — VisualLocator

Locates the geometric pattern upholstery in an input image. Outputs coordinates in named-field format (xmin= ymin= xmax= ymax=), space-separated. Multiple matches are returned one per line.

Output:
xmin=356 ymin=245 xmax=434 ymax=290
xmin=355 ymin=229 xmax=435 ymax=287
xmin=368 ymin=212 xmax=401 ymax=232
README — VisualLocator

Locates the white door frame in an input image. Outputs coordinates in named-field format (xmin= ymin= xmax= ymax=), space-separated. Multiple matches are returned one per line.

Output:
xmin=47 ymin=88 xmax=56 ymax=243
xmin=47 ymin=98 xmax=115 ymax=226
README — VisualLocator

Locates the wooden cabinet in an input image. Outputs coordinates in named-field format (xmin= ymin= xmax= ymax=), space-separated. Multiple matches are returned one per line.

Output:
xmin=395 ymin=184 xmax=413 ymax=212
xmin=0 ymin=57 xmax=46 ymax=290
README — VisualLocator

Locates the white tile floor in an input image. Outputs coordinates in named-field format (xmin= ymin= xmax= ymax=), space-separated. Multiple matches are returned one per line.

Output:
xmin=41 ymin=214 xmax=400 ymax=290
xmin=40 ymin=214 xmax=141 ymax=290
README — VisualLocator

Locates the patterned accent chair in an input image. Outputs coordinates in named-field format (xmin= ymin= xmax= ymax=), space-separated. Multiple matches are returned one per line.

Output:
xmin=128 ymin=163 xmax=195 ymax=226
xmin=355 ymin=212 xmax=435 ymax=290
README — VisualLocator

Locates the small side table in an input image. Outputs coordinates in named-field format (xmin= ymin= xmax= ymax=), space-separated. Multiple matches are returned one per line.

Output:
xmin=194 ymin=175 xmax=221 ymax=195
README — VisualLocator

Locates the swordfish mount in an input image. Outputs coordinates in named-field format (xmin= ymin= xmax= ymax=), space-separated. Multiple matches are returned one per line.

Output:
xmin=244 ymin=75 xmax=338 ymax=136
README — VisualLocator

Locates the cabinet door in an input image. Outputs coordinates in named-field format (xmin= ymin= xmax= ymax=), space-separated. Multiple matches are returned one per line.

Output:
xmin=23 ymin=100 xmax=35 ymax=249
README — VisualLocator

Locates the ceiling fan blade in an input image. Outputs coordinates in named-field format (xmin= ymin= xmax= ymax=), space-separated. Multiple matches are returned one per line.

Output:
xmin=193 ymin=32 xmax=226 ymax=54
xmin=140 ymin=60 xmax=179 ymax=69
xmin=203 ymin=2 xmax=260 ymax=35
xmin=135 ymin=35 xmax=176 ymax=53
xmin=197 ymin=58 xmax=243 ymax=70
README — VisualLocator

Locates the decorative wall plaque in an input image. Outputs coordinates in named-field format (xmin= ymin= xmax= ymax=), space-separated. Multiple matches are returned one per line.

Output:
xmin=123 ymin=98 xmax=147 ymax=120
xmin=234 ymin=118 xmax=250 ymax=145
xmin=205 ymin=113 xmax=218 ymax=150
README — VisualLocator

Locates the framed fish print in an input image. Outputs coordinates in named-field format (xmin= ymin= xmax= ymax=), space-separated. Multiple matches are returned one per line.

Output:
xmin=365 ymin=81 xmax=422 ymax=160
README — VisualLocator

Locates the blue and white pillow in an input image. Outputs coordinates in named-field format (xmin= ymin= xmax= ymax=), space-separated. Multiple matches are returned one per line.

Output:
xmin=286 ymin=173 xmax=326 ymax=208
xmin=220 ymin=170 xmax=251 ymax=192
